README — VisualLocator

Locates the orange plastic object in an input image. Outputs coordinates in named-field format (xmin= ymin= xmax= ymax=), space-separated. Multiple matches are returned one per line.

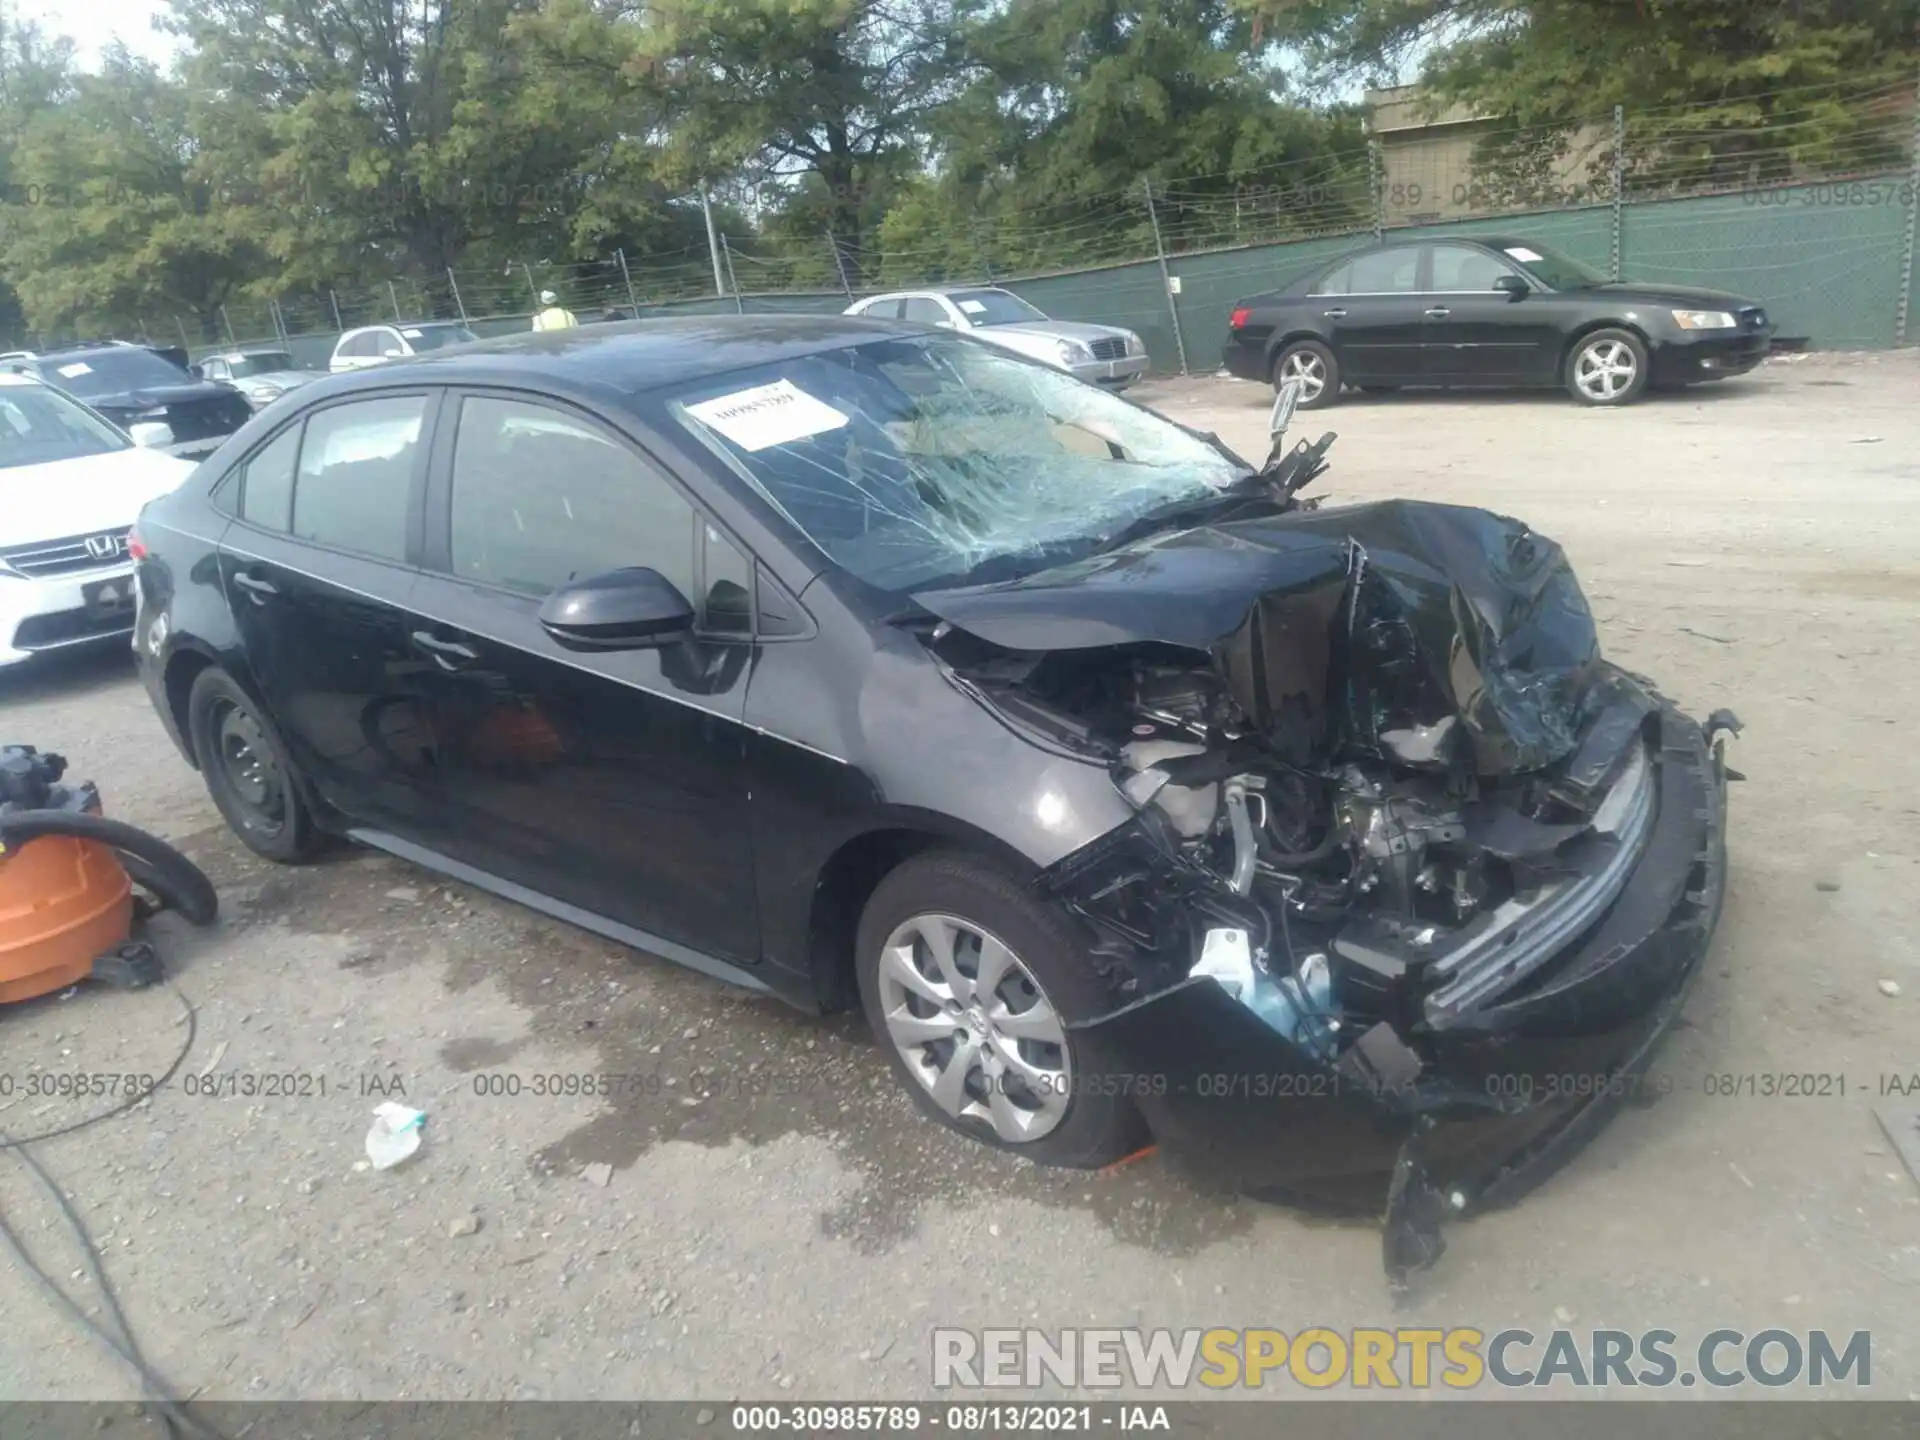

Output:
xmin=0 ymin=835 xmax=132 ymax=1003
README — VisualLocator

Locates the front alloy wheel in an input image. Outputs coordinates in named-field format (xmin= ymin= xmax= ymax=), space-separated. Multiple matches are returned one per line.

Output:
xmin=876 ymin=913 xmax=1070 ymax=1143
xmin=854 ymin=851 xmax=1145 ymax=1168
xmin=1567 ymin=329 xmax=1649 ymax=405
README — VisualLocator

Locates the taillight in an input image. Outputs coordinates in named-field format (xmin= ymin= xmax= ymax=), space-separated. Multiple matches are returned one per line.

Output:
xmin=127 ymin=527 xmax=148 ymax=561
xmin=1228 ymin=307 xmax=1251 ymax=331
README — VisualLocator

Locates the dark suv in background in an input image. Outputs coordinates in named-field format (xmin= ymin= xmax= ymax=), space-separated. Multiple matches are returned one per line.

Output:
xmin=10 ymin=343 xmax=253 ymax=457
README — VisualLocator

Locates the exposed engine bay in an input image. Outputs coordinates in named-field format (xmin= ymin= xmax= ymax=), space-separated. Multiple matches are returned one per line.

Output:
xmin=909 ymin=405 xmax=1739 ymax=1288
xmin=932 ymin=620 xmax=1673 ymax=1050
xmin=917 ymin=491 xmax=1706 ymax=1048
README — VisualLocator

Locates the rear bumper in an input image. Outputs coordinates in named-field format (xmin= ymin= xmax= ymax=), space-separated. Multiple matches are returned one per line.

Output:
xmin=1221 ymin=338 xmax=1269 ymax=383
xmin=1071 ymin=700 xmax=1730 ymax=1267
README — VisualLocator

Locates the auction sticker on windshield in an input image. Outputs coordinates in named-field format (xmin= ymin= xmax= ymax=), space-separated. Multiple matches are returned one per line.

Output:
xmin=57 ymin=362 xmax=93 ymax=378
xmin=958 ymin=300 xmax=987 ymax=314
xmin=1504 ymin=247 xmax=1545 ymax=262
xmin=685 ymin=379 xmax=849 ymax=452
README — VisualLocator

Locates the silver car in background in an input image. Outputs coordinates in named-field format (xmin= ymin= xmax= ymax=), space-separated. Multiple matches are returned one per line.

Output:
xmin=845 ymin=287 xmax=1149 ymax=389
xmin=193 ymin=348 xmax=328 ymax=410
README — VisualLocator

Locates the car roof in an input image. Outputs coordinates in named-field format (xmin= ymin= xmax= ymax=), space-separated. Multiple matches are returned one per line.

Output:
xmin=317 ymin=314 xmax=935 ymax=396
xmin=861 ymin=285 xmax=1012 ymax=302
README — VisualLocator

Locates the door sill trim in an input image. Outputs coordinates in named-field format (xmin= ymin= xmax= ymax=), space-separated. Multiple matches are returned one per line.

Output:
xmin=345 ymin=827 xmax=772 ymax=995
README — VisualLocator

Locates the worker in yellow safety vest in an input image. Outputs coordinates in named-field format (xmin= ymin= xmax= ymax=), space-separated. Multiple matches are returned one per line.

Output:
xmin=531 ymin=290 xmax=578 ymax=331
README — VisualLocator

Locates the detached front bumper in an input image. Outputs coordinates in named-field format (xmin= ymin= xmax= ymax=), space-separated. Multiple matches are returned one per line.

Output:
xmin=1068 ymin=701 xmax=1732 ymax=1278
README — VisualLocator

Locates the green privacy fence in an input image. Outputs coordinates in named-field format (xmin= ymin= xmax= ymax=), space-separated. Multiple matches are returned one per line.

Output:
xmin=998 ymin=174 xmax=1916 ymax=374
xmin=212 ymin=173 xmax=1917 ymax=380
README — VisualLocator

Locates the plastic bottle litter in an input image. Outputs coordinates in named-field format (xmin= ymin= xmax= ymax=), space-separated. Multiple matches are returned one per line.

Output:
xmin=364 ymin=1102 xmax=426 ymax=1170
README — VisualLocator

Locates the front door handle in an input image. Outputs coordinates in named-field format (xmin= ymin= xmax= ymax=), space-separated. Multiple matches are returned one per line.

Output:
xmin=1424 ymin=307 xmax=1451 ymax=318
xmin=412 ymin=631 xmax=478 ymax=670
xmin=1322 ymin=308 xmax=1348 ymax=318
xmin=232 ymin=573 xmax=276 ymax=602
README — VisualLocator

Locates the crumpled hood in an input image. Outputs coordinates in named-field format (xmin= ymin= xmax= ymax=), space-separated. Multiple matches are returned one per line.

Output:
xmin=72 ymin=381 xmax=243 ymax=414
xmin=915 ymin=499 xmax=1601 ymax=776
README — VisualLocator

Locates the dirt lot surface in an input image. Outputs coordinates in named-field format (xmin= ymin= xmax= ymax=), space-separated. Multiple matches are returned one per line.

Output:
xmin=1 ymin=352 xmax=1917 ymax=1404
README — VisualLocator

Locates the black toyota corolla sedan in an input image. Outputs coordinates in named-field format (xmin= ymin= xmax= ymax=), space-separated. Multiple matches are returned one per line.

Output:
xmin=128 ymin=318 xmax=1737 ymax=1283
xmin=1222 ymin=236 xmax=1775 ymax=407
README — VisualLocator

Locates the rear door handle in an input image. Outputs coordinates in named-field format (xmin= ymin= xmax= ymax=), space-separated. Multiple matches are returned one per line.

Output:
xmin=1322 ymin=308 xmax=1347 ymax=318
xmin=1424 ymin=307 xmax=1451 ymax=318
xmin=231 ymin=573 xmax=276 ymax=601
xmin=412 ymin=631 xmax=478 ymax=670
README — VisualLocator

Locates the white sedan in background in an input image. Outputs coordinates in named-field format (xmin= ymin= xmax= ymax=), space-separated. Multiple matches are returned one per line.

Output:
xmin=0 ymin=373 xmax=196 ymax=667
xmin=845 ymin=287 xmax=1149 ymax=389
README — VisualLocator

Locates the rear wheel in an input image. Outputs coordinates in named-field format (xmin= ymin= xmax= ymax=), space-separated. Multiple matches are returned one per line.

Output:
xmin=1565 ymin=328 xmax=1649 ymax=406
xmin=187 ymin=667 xmax=328 ymax=863
xmin=855 ymin=852 xmax=1145 ymax=1169
xmin=1273 ymin=340 xmax=1340 ymax=409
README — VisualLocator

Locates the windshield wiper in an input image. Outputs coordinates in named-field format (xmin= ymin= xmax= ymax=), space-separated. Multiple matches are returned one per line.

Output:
xmin=1094 ymin=485 xmax=1264 ymax=554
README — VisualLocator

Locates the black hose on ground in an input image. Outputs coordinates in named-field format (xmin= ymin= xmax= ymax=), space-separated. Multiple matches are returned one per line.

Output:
xmin=0 ymin=810 xmax=218 ymax=925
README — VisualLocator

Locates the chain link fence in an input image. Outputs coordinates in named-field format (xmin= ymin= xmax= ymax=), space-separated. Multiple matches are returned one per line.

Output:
xmin=51 ymin=71 xmax=1920 ymax=366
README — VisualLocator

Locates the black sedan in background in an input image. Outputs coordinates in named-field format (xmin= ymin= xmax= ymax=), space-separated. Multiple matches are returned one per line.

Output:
xmin=127 ymin=318 xmax=1733 ymax=1283
xmin=1222 ymin=236 xmax=1775 ymax=407
xmin=12 ymin=343 xmax=253 ymax=456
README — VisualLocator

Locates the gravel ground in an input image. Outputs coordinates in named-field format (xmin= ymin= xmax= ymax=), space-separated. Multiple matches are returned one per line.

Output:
xmin=1 ymin=351 xmax=1917 ymax=1404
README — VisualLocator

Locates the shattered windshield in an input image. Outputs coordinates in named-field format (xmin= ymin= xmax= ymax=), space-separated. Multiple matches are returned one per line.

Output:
xmin=666 ymin=335 xmax=1246 ymax=591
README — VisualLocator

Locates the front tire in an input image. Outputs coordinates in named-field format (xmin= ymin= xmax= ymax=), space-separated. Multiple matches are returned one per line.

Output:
xmin=855 ymin=851 xmax=1145 ymax=1169
xmin=1566 ymin=329 xmax=1649 ymax=406
xmin=1273 ymin=340 xmax=1340 ymax=409
xmin=187 ymin=667 xmax=328 ymax=863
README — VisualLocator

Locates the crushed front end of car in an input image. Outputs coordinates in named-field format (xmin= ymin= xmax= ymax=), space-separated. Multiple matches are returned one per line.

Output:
xmin=916 ymin=498 xmax=1739 ymax=1287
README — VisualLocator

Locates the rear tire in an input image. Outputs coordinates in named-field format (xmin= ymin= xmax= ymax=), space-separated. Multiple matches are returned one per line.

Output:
xmin=187 ymin=667 xmax=328 ymax=863
xmin=1565 ymin=328 xmax=1649 ymax=406
xmin=855 ymin=851 xmax=1146 ymax=1169
xmin=1273 ymin=340 xmax=1340 ymax=409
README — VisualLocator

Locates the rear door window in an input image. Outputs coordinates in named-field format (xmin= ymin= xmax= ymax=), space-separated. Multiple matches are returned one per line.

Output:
xmin=239 ymin=425 xmax=301 ymax=532
xmin=900 ymin=297 xmax=951 ymax=325
xmin=289 ymin=395 xmax=427 ymax=560
xmin=1346 ymin=248 xmax=1422 ymax=293
xmin=1310 ymin=262 xmax=1354 ymax=296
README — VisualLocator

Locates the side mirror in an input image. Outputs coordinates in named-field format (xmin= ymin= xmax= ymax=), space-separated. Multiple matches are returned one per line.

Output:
xmin=1269 ymin=378 xmax=1303 ymax=439
xmin=538 ymin=567 xmax=695 ymax=651
xmin=128 ymin=421 xmax=175 ymax=449
xmin=1493 ymin=275 xmax=1529 ymax=301
xmin=189 ymin=364 xmax=205 ymax=378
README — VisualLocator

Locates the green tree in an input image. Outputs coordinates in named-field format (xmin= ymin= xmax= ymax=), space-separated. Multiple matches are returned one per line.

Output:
xmin=2 ymin=48 xmax=268 ymax=340
xmin=634 ymin=0 xmax=970 ymax=257
xmin=0 ymin=18 xmax=80 ymax=342
xmin=1255 ymin=0 xmax=1919 ymax=189
xmin=879 ymin=0 xmax=1368 ymax=275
